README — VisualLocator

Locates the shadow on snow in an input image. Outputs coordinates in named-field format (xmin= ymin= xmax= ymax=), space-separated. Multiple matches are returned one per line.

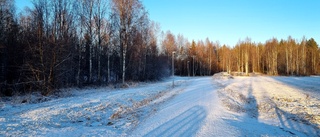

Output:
xmin=224 ymin=78 xmax=318 ymax=136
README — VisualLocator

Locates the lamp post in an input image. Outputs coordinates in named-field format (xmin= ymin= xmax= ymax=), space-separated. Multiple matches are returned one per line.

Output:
xmin=192 ymin=56 xmax=195 ymax=77
xmin=172 ymin=51 xmax=176 ymax=87
xmin=187 ymin=61 xmax=190 ymax=77
xmin=172 ymin=51 xmax=176 ymax=76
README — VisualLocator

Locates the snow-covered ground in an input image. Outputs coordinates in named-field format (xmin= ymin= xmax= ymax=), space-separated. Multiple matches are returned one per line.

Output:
xmin=214 ymin=75 xmax=320 ymax=136
xmin=0 ymin=77 xmax=189 ymax=136
xmin=0 ymin=75 xmax=319 ymax=136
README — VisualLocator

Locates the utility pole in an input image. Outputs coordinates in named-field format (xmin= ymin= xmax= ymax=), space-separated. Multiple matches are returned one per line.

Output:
xmin=172 ymin=51 xmax=176 ymax=87
xmin=193 ymin=56 xmax=195 ymax=76
xmin=187 ymin=61 xmax=190 ymax=77
xmin=172 ymin=51 xmax=176 ymax=76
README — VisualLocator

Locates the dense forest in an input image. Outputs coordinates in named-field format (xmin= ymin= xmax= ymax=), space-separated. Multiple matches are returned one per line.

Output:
xmin=0 ymin=0 xmax=319 ymax=96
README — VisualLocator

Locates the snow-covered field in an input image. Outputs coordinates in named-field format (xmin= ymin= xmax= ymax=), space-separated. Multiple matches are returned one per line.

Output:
xmin=214 ymin=75 xmax=320 ymax=136
xmin=0 ymin=75 xmax=319 ymax=136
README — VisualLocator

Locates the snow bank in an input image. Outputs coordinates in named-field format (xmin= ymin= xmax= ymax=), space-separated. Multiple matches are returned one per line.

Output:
xmin=214 ymin=76 xmax=320 ymax=136
xmin=213 ymin=72 xmax=233 ymax=79
xmin=0 ymin=77 xmax=189 ymax=136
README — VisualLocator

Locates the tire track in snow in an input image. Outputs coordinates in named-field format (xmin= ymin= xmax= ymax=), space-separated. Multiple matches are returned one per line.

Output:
xmin=144 ymin=106 xmax=206 ymax=137
xmin=132 ymin=77 xmax=239 ymax=137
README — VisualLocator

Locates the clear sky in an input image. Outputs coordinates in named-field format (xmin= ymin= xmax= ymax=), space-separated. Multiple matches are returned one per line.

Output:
xmin=142 ymin=0 xmax=320 ymax=46
xmin=15 ymin=0 xmax=320 ymax=46
xmin=15 ymin=0 xmax=33 ymax=12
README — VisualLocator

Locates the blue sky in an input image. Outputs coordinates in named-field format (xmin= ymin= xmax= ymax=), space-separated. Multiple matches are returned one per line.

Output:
xmin=15 ymin=0 xmax=33 ymax=12
xmin=142 ymin=0 xmax=320 ymax=46
xmin=15 ymin=0 xmax=320 ymax=46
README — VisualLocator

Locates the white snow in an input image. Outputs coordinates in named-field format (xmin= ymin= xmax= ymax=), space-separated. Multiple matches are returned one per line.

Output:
xmin=0 ymin=75 xmax=319 ymax=136
xmin=214 ymin=75 xmax=320 ymax=136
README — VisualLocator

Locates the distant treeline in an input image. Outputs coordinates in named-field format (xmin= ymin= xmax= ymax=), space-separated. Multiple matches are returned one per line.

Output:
xmin=0 ymin=0 xmax=319 ymax=96
xmin=164 ymin=34 xmax=319 ymax=77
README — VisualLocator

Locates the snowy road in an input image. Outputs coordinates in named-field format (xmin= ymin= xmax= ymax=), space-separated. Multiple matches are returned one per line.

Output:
xmin=131 ymin=76 xmax=319 ymax=136
xmin=1 ymin=76 xmax=319 ymax=136
xmin=131 ymin=77 xmax=235 ymax=136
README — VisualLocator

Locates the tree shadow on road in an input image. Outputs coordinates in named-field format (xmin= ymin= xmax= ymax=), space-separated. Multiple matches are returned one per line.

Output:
xmin=272 ymin=100 xmax=320 ymax=136
xmin=244 ymin=78 xmax=258 ymax=119
xmin=144 ymin=105 xmax=206 ymax=137
xmin=233 ymin=79 xmax=318 ymax=136
xmin=222 ymin=79 xmax=318 ymax=136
